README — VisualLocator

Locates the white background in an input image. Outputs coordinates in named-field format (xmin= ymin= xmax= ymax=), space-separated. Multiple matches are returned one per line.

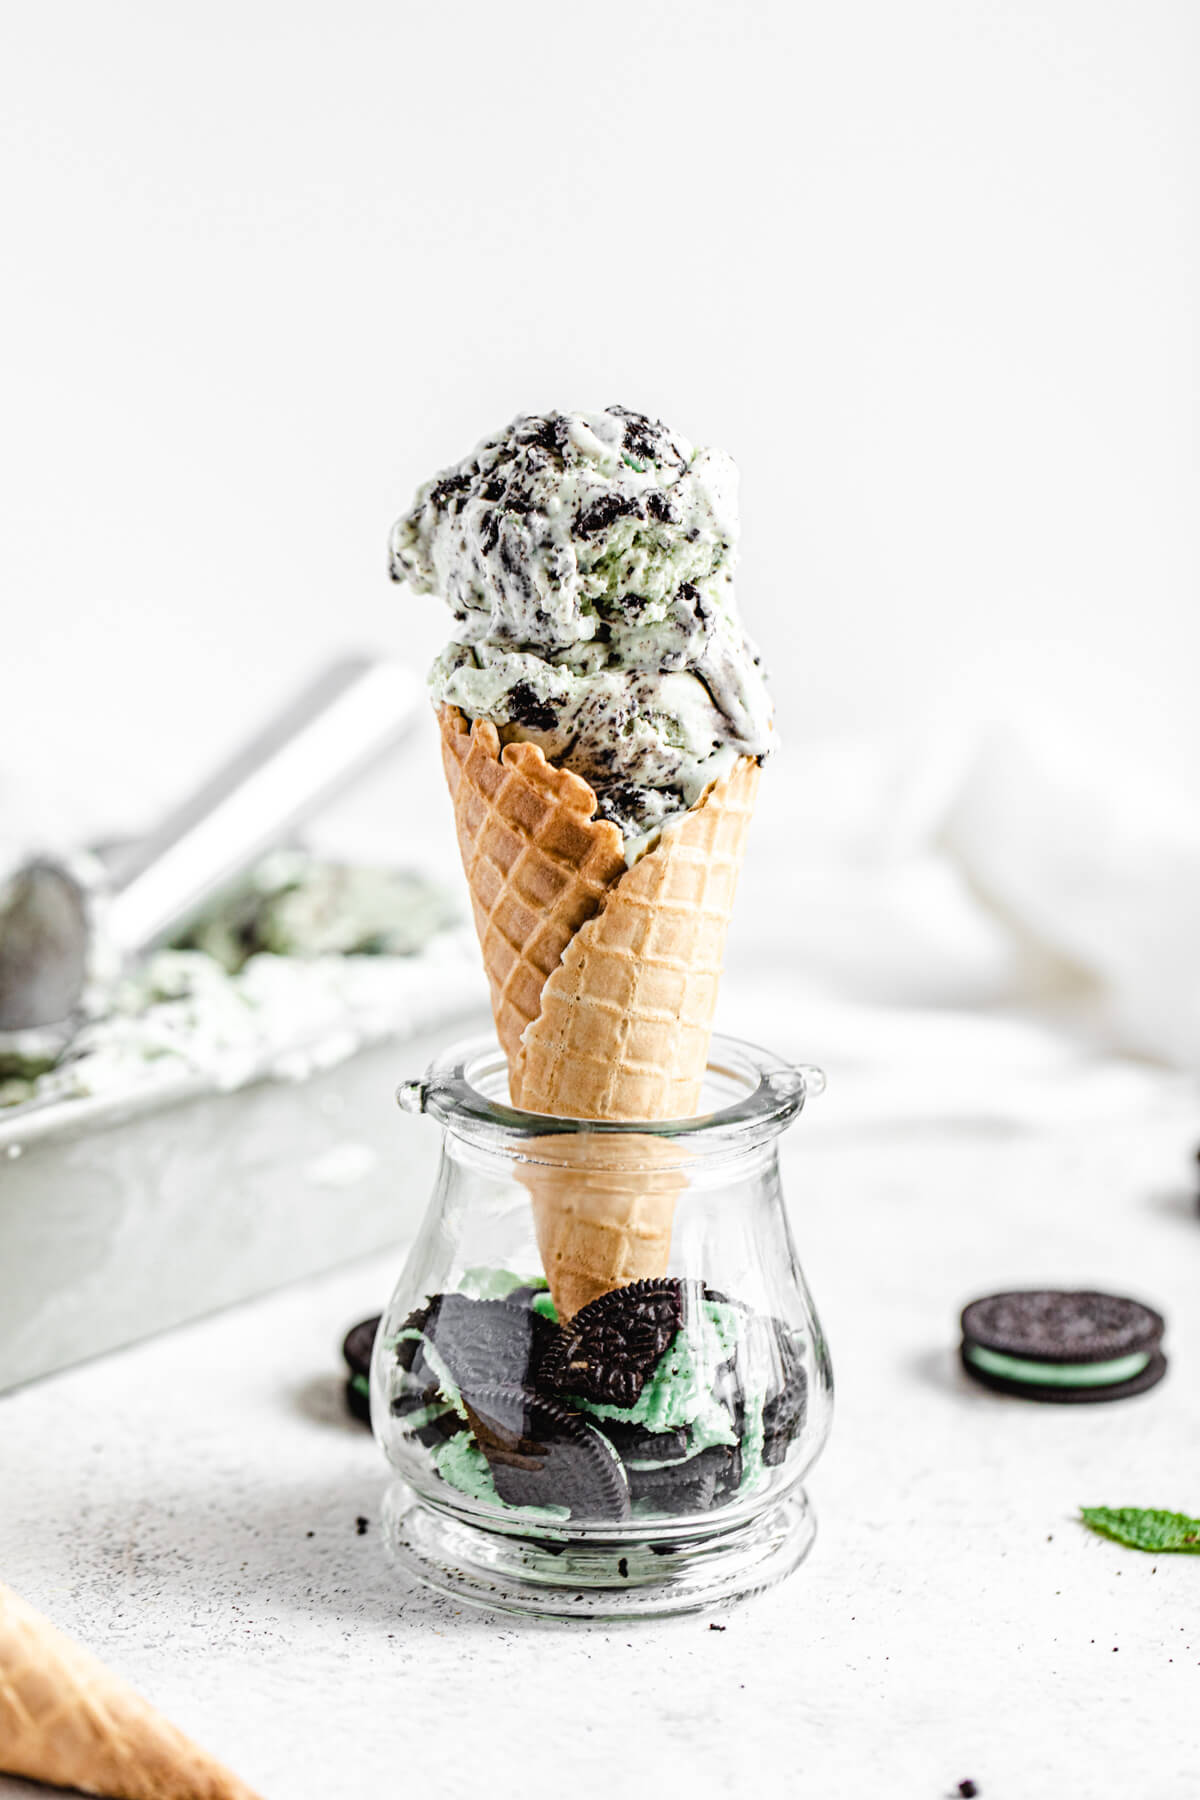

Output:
xmin=2 ymin=0 xmax=1196 ymax=840
xmin=2 ymin=16 xmax=1199 ymax=1796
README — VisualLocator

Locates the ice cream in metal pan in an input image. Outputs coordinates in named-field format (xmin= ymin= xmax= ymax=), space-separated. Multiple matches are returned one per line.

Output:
xmin=0 ymin=656 xmax=422 ymax=1038
xmin=0 ymin=855 xmax=486 ymax=1392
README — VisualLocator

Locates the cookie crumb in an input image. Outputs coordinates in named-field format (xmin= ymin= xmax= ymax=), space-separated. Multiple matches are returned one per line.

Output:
xmin=709 ymin=1622 xmax=726 ymax=1632
xmin=958 ymin=1784 xmax=979 ymax=1798
xmin=356 ymin=1516 xmax=369 ymax=1536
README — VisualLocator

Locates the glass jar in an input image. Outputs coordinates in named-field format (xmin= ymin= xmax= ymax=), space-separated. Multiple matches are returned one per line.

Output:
xmin=373 ymin=1031 xmax=832 ymax=1618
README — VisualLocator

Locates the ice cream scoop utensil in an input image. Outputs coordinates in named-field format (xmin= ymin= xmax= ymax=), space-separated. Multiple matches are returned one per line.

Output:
xmin=0 ymin=655 xmax=420 ymax=1032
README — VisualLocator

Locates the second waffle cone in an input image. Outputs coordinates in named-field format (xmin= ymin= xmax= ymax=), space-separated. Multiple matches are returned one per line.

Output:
xmin=0 ymin=1580 xmax=260 ymax=1800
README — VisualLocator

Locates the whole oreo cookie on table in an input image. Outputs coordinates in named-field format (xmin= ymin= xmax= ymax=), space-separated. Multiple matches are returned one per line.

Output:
xmin=960 ymin=1289 xmax=1167 ymax=1404
xmin=539 ymin=1278 xmax=684 ymax=1407
xmin=341 ymin=1314 xmax=381 ymax=1425
xmin=463 ymin=1384 xmax=631 ymax=1521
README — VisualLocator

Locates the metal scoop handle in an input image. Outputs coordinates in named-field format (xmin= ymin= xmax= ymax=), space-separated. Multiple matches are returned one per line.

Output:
xmin=103 ymin=655 xmax=421 ymax=954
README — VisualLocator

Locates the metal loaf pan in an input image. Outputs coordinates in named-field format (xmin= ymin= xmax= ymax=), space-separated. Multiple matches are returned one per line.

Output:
xmin=0 ymin=1001 xmax=489 ymax=1393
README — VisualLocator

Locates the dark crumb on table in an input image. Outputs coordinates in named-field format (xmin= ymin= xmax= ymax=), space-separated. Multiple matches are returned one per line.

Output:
xmin=708 ymin=1622 xmax=727 ymax=1632
xmin=957 ymin=1783 xmax=979 ymax=1798
xmin=355 ymin=1516 xmax=369 ymax=1536
xmin=305 ymin=1529 xmax=314 ymax=1538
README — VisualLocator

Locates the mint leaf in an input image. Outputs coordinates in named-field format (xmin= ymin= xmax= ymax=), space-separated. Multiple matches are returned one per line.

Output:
xmin=1080 ymin=1507 xmax=1200 ymax=1553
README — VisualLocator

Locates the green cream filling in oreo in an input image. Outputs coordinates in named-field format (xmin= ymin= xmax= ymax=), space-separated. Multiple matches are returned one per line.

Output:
xmin=965 ymin=1344 xmax=1151 ymax=1388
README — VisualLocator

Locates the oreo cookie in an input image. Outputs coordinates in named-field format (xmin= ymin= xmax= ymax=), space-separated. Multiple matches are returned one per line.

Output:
xmin=630 ymin=1443 xmax=742 ymax=1515
xmin=462 ymin=1384 xmax=631 ymax=1521
xmin=960 ymin=1290 xmax=1167 ymax=1404
xmin=423 ymin=1294 xmax=557 ymax=1396
xmin=505 ymin=1283 xmax=553 ymax=1312
xmin=395 ymin=1299 xmax=437 ymax=1370
xmin=539 ymin=1279 xmax=684 ymax=1407
xmin=389 ymin=1301 xmax=445 ymax=1419
xmin=341 ymin=1314 xmax=381 ymax=1424
xmin=407 ymin=1406 xmax=464 ymax=1450
xmin=761 ymin=1320 xmax=808 ymax=1463
xmin=593 ymin=1420 xmax=691 ymax=1464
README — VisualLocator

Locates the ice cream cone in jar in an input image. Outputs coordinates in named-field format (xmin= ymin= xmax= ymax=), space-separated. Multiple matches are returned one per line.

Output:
xmin=391 ymin=408 xmax=770 ymax=1319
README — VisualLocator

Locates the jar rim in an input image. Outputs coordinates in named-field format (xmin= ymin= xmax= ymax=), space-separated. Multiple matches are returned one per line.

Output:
xmin=396 ymin=1032 xmax=824 ymax=1161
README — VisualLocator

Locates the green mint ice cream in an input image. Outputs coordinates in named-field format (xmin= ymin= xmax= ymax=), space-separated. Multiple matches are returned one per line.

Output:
xmin=575 ymin=1297 xmax=743 ymax=1451
xmin=390 ymin=408 xmax=772 ymax=856
xmin=386 ymin=1279 xmax=798 ymax=1522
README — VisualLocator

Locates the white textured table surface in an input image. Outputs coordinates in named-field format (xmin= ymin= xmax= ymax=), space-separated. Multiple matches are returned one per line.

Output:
xmin=2 ymin=1090 xmax=1199 ymax=1799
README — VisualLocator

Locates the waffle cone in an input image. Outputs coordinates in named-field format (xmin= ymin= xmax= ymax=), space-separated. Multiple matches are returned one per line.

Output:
xmin=438 ymin=705 xmax=626 ymax=1067
xmin=0 ymin=1581 xmax=261 ymax=1800
xmin=438 ymin=704 xmax=760 ymax=1317
xmin=519 ymin=1132 xmax=686 ymax=1322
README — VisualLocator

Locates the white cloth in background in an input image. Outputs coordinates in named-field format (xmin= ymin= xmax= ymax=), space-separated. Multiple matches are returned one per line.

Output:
xmin=728 ymin=716 xmax=1200 ymax=1130
xmin=943 ymin=725 xmax=1200 ymax=1068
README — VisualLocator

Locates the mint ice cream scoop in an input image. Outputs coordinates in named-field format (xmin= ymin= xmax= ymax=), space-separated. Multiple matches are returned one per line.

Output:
xmin=390 ymin=407 xmax=772 ymax=855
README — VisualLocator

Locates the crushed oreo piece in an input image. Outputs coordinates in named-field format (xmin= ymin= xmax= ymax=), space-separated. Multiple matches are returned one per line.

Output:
xmin=463 ymin=1384 xmax=630 ymax=1521
xmin=761 ymin=1320 xmax=808 ymax=1455
xmin=424 ymin=1294 xmax=557 ymax=1398
xmin=593 ymin=1420 xmax=691 ymax=1464
xmin=631 ymin=1444 xmax=741 ymax=1515
xmin=607 ymin=405 xmax=677 ymax=468
xmin=575 ymin=492 xmax=641 ymax=537
xmin=394 ymin=1299 xmax=438 ymax=1371
xmin=408 ymin=1407 xmax=464 ymax=1450
xmin=505 ymin=681 xmax=560 ymax=732
xmin=504 ymin=1284 xmax=551 ymax=1311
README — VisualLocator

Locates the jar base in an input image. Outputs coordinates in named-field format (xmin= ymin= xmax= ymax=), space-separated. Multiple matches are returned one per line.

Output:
xmin=381 ymin=1481 xmax=817 ymax=1619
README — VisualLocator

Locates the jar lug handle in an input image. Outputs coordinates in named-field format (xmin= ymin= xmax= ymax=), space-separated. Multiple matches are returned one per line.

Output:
xmin=794 ymin=1064 xmax=826 ymax=1099
xmin=395 ymin=1078 xmax=429 ymax=1116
